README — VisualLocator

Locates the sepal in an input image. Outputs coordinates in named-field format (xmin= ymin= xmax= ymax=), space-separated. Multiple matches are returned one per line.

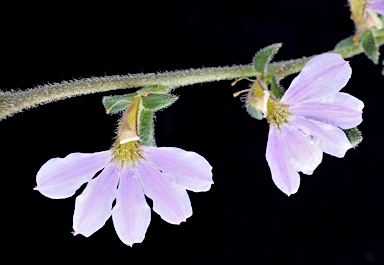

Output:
xmin=361 ymin=29 xmax=379 ymax=64
xmin=253 ymin=43 xmax=282 ymax=75
xmin=343 ymin=127 xmax=363 ymax=147
xmin=270 ymin=75 xmax=285 ymax=100
xmin=138 ymin=109 xmax=156 ymax=146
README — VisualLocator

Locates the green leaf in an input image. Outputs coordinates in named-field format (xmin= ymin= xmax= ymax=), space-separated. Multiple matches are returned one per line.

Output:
xmin=139 ymin=109 xmax=156 ymax=146
xmin=139 ymin=84 xmax=169 ymax=93
xmin=343 ymin=127 xmax=362 ymax=147
xmin=141 ymin=93 xmax=178 ymax=111
xmin=334 ymin=36 xmax=354 ymax=51
xmin=253 ymin=43 xmax=282 ymax=75
xmin=270 ymin=75 xmax=285 ymax=100
xmin=361 ymin=30 xmax=379 ymax=64
xmin=102 ymin=93 xmax=138 ymax=114
xmin=246 ymin=104 xmax=263 ymax=120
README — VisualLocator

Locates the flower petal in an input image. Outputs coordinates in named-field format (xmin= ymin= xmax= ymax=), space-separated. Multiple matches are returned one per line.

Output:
xmin=290 ymin=93 xmax=363 ymax=129
xmin=280 ymin=124 xmax=323 ymax=175
xmin=368 ymin=0 xmax=384 ymax=15
xmin=290 ymin=116 xmax=352 ymax=158
xmin=281 ymin=54 xmax=351 ymax=104
xmin=35 ymin=151 xmax=110 ymax=199
xmin=73 ymin=163 xmax=119 ymax=237
xmin=266 ymin=126 xmax=300 ymax=195
xmin=137 ymin=160 xmax=192 ymax=224
xmin=112 ymin=168 xmax=151 ymax=246
xmin=143 ymin=146 xmax=213 ymax=192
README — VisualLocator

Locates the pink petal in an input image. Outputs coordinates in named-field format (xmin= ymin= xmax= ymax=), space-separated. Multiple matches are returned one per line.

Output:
xmin=143 ymin=146 xmax=213 ymax=192
xmin=73 ymin=163 xmax=119 ymax=237
xmin=279 ymin=125 xmax=323 ymax=175
xmin=112 ymin=168 xmax=151 ymax=246
xmin=290 ymin=93 xmax=363 ymax=129
xmin=35 ymin=151 xmax=110 ymax=199
xmin=137 ymin=160 xmax=192 ymax=224
xmin=368 ymin=0 xmax=384 ymax=15
xmin=281 ymin=54 xmax=352 ymax=104
xmin=290 ymin=116 xmax=352 ymax=158
xmin=266 ymin=126 xmax=300 ymax=196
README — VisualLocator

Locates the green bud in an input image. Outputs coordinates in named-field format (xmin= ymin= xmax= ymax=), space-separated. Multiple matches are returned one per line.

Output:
xmin=344 ymin=127 xmax=363 ymax=148
xmin=361 ymin=29 xmax=379 ymax=64
xmin=139 ymin=109 xmax=156 ymax=146
xmin=253 ymin=43 xmax=282 ymax=75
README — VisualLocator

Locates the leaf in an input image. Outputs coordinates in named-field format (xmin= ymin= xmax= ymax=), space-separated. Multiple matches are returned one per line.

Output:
xmin=103 ymin=93 xmax=137 ymax=114
xmin=361 ymin=29 xmax=379 ymax=64
xmin=141 ymin=94 xmax=178 ymax=111
xmin=334 ymin=36 xmax=355 ymax=51
xmin=253 ymin=43 xmax=282 ymax=75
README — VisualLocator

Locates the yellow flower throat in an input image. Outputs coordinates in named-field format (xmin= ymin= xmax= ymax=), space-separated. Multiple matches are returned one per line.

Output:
xmin=112 ymin=96 xmax=143 ymax=166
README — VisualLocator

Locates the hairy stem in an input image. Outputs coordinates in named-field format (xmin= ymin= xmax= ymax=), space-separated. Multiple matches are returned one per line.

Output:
xmin=1 ymin=36 xmax=383 ymax=120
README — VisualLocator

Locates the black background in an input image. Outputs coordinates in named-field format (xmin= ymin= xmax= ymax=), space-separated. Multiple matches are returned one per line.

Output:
xmin=2 ymin=1 xmax=383 ymax=264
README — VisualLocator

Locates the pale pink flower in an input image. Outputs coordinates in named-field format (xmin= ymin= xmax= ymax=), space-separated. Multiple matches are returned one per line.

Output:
xmin=367 ymin=0 xmax=384 ymax=15
xmin=262 ymin=54 xmax=363 ymax=195
xmin=35 ymin=145 xmax=213 ymax=246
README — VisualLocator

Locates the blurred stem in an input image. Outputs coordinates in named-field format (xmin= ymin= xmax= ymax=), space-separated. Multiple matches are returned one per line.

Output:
xmin=0 ymin=36 xmax=383 ymax=120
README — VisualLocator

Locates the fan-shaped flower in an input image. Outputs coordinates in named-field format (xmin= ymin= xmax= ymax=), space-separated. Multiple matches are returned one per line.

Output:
xmin=35 ymin=97 xmax=213 ymax=246
xmin=251 ymin=53 xmax=363 ymax=195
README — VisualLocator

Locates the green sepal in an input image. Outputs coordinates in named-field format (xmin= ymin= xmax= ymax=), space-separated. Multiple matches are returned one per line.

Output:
xmin=343 ymin=127 xmax=363 ymax=148
xmin=334 ymin=36 xmax=355 ymax=51
xmin=103 ymin=93 xmax=138 ymax=114
xmin=253 ymin=43 xmax=282 ymax=75
xmin=138 ymin=109 xmax=156 ymax=146
xmin=270 ymin=75 xmax=285 ymax=100
xmin=361 ymin=29 xmax=379 ymax=64
xmin=141 ymin=93 xmax=178 ymax=111
xmin=246 ymin=104 xmax=263 ymax=120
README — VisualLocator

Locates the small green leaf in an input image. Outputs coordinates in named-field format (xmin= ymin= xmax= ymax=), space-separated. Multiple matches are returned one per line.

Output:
xmin=344 ymin=127 xmax=362 ymax=147
xmin=102 ymin=93 xmax=137 ymax=114
xmin=253 ymin=43 xmax=282 ymax=75
xmin=0 ymin=98 xmax=3 ymax=104
xmin=141 ymin=94 xmax=178 ymax=111
xmin=334 ymin=36 xmax=355 ymax=51
xmin=246 ymin=104 xmax=263 ymax=120
xmin=140 ymin=84 xmax=169 ymax=93
xmin=361 ymin=30 xmax=378 ymax=64
xmin=139 ymin=109 xmax=156 ymax=146
xmin=270 ymin=75 xmax=285 ymax=100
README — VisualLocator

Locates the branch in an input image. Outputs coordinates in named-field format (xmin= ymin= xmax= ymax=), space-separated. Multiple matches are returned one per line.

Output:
xmin=0 ymin=36 xmax=383 ymax=120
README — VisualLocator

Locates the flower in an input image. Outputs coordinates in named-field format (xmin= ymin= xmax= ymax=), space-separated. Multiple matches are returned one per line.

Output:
xmin=250 ymin=53 xmax=363 ymax=195
xmin=349 ymin=0 xmax=384 ymax=40
xmin=35 ymin=97 xmax=213 ymax=246
xmin=366 ymin=0 xmax=384 ymax=16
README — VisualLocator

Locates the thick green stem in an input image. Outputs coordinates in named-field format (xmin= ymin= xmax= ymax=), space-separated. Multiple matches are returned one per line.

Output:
xmin=0 ymin=36 xmax=383 ymax=120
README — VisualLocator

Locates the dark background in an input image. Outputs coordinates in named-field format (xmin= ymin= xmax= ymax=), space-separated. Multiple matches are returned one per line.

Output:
xmin=1 ymin=1 xmax=383 ymax=264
